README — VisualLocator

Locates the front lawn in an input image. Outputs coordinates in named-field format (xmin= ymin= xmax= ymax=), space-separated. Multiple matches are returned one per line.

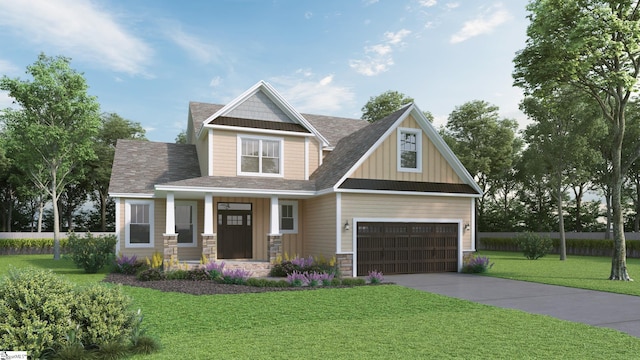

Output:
xmin=3 ymin=255 xmax=640 ymax=359
xmin=478 ymin=250 xmax=640 ymax=296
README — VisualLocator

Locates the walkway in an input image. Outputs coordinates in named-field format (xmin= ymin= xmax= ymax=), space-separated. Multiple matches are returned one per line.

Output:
xmin=387 ymin=273 xmax=640 ymax=338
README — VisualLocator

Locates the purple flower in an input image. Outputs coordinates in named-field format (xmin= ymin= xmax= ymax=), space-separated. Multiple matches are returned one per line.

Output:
xmin=366 ymin=270 xmax=384 ymax=284
xmin=286 ymin=271 xmax=308 ymax=287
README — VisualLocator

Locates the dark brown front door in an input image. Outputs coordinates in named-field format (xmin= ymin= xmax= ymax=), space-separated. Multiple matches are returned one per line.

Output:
xmin=357 ymin=222 xmax=458 ymax=276
xmin=217 ymin=210 xmax=252 ymax=259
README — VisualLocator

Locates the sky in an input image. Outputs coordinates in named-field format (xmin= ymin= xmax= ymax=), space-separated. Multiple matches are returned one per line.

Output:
xmin=0 ymin=0 xmax=531 ymax=143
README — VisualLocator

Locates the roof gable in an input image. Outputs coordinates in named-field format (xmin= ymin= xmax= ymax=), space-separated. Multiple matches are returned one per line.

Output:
xmin=198 ymin=81 xmax=329 ymax=146
xmin=311 ymin=104 xmax=482 ymax=195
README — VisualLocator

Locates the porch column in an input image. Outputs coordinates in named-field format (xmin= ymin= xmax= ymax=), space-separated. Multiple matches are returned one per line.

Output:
xmin=163 ymin=192 xmax=178 ymax=265
xmin=201 ymin=193 xmax=217 ymax=262
xmin=268 ymin=196 xmax=282 ymax=263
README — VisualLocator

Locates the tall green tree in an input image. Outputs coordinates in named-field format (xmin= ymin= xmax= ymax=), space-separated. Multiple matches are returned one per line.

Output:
xmin=513 ymin=0 xmax=640 ymax=280
xmin=441 ymin=100 xmax=520 ymax=231
xmin=361 ymin=90 xmax=414 ymax=123
xmin=175 ymin=129 xmax=187 ymax=144
xmin=520 ymin=88 xmax=604 ymax=260
xmin=0 ymin=54 xmax=101 ymax=259
xmin=89 ymin=113 xmax=146 ymax=231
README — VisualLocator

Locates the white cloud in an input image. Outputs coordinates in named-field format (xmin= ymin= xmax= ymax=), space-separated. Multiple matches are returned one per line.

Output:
xmin=164 ymin=24 xmax=220 ymax=64
xmin=209 ymin=76 xmax=222 ymax=87
xmin=384 ymin=29 xmax=412 ymax=45
xmin=0 ymin=91 xmax=16 ymax=109
xmin=446 ymin=2 xmax=460 ymax=10
xmin=0 ymin=0 xmax=152 ymax=76
xmin=305 ymin=11 xmax=313 ymax=19
xmin=363 ymin=0 xmax=379 ymax=5
xmin=419 ymin=0 xmax=437 ymax=7
xmin=450 ymin=4 xmax=511 ymax=44
xmin=349 ymin=29 xmax=411 ymax=76
xmin=271 ymin=72 xmax=355 ymax=113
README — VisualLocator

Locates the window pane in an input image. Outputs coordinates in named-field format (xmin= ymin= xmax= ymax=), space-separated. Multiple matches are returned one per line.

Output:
xmin=401 ymin=150 xmax=417 ymax=168
xmin=281 ymin=218 xmax=294 ymax=230
xmin=130 ymin=224 xmax=150 ymax=243
xmin=175 ymin=205 xmax=193 ymax=244
xmin=401 ymin=132 xmax=416 ymax=151
xmin=262 ymin=157 xmax=279 ymax=174
xmin=242 ymin=139 xmax=259 ymax=156
xmin=241 ymin=156 xmax=259 ymax=172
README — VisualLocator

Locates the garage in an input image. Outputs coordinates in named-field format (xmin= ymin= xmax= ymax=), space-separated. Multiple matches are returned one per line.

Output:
xmin=356 ymin=222 xmax=459 ymax=276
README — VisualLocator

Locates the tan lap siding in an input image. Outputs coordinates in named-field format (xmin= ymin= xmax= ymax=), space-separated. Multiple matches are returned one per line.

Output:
xmin=340 ymin=193 xmax=473 ymax=252
xmin=283 ymin=137 xmax=305 ymax=179
xmin=350 ymin=114 xmax=461 ymax=183
xmin=302 ymin=194 xmax=336 ymax=258
xmin=195 ymin=131 xmax=209 ymax=176
xmin=212 ymin=130 xmax=236 ymax=176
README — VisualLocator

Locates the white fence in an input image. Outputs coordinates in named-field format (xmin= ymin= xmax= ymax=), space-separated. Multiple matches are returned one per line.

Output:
xmin=0 ymin=232 xmax=115 ymax=239
xmin=479 ymin=232 xmax=640 ymax=240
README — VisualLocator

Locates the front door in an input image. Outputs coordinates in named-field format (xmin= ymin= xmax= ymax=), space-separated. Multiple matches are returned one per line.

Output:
xmin=217 ymin=204 xmax=252 ymax=259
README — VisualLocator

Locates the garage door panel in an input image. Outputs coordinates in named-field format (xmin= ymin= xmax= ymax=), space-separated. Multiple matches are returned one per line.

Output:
xmin=357 ymin=222 xmax=458 ymax=276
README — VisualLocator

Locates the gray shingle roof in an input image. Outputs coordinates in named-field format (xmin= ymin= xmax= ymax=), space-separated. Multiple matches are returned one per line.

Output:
xmin=310 ymin=105 xmax=411 ymax=190
xmin=160 ymin=176 xmax=316 ymax=192
xmin=189 ymin=102 xmax=224 ymax=135
xmin=109 ymin=140 xmax=202 ymax=194
xmin=302 ymin=113 xmax=368 ymax=147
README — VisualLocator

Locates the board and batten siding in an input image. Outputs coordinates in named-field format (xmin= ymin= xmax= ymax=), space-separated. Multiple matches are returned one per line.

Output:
xmin=340 ymin=193 xmax=473 ymax=253
xmin=350 ymin=115 xmax=461 ymax=183
xmin=301 ymin=194 xmax=336 ymax=258
xmin=211 ymin=129 xmax=310 ymax=180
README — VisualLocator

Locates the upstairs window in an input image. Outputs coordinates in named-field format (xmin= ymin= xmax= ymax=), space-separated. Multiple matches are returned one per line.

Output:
xmin=238 ymin=136 xmax=283 ymax=176
xmin=397 ymin=128 xmax=422 ymax=172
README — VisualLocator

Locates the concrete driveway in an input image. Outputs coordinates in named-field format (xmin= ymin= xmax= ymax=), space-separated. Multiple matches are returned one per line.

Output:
xmin=386 ymin=273 xmax=640 ymax=338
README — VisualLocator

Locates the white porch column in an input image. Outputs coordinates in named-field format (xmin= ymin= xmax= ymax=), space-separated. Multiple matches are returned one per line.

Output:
xmin=270 ymin=195 xmax=280 ymax=235
xmin=204 ymin=192 xmax=213 ymax=234
xmin=165 ymin=192 xmax=176 ymax=235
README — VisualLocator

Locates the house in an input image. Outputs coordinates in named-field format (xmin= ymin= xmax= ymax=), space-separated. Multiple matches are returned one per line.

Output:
xmin=108 ymin=81 xmax=482 ymax=277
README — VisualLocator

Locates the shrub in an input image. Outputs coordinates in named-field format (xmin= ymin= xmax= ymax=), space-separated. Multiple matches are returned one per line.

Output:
xmin=366 ymin=270 xmax=384 ymax=284
xmin=0 ymin=267 xmax=76 ymax=358
xmin=186 ymin=268 xmax=210 ymax=281
xmin=67 ymin=232 xmax=117 ymax=273
xmin=330 ymin=278 xmax=342 ymax=286
xmin=164 ymin=269 xmax=189 ymax=280
xmin=136 ymin=268 xmax=164 ymax=281
xmin=270 ymin=255 xmax=339 ymax=277
xmin=341 ymin=278 xmax=366 ymax=286
xmin=286 ymin=271 xmax=308 ymax=287
xmin=269 ymin=260 xmax=301 ymax=277
xmin=113 ymin=254 xmax=143 ymax=275
xmin=71 ymin=284 xmax=136 ymax=347
xmin=0 ymin=268 xmax=148 ymax=359
xmin=220 ymin=268 xmax=251 ymax=285
xmin=462 ymin=255 xmax=494 ymax=273
xmin=517 ymin=232 xmax=553 ymax=260
xmin=204 ymin=261 xmax=225 ymax=280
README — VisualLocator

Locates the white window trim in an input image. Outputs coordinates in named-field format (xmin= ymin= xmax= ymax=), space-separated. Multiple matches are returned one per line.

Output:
xmin=175 ymin=200 xmax=198 ymax=247
xmin=279 ymin=200 xmax=298 ymax=234
xmin=124 ymin=199 xmax=155 ymax=248
xmin=397 ymin=127 xmax=422 ymax=173
xmin=237 ymin=134 xmax=284 ymax=177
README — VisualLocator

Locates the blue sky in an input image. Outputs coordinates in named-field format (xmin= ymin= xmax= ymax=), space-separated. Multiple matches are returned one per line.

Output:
xmin=0 ymin=0 xmax=530 ymax=143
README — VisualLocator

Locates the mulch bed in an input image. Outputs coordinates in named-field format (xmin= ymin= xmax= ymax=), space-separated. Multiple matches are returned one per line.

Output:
xmin=102 ymin=273 xmax=314 ymax=295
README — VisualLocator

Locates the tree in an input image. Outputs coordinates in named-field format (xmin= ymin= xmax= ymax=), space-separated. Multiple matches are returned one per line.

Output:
xmin=175 ymin=129 xmax=187 ymax=144
xmin=520 ymin=88 xmax=604 ymax=260
xmin=0 ymin=54 xmax=101 ymax=259
xmin=513 ymin=0 xmax=640 ymax=280
xmin=89 ymin=113 xmax=146 ymax=231
xmin=361 ymin=90 xmax=414 ymax=123
xmin=441 ymin=100 xmax=520 ymax=231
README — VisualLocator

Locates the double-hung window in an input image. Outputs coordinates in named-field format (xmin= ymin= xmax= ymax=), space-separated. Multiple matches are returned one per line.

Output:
xmin=175 ymin=201 xmax=197 ymax=247
xmin=397 ymin=128 xmax=422 ymax=172
xmin=125 ymin=200 xmax=154 ymax=248
xmin=238 ymin=136 xmax=283 ymax=176
xmin=279 ymin=200 xmax=298 ymax=233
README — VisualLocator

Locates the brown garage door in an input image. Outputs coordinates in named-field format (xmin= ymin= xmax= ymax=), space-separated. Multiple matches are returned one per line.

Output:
xmin=357 ymin=222 xmax=458 ymax=276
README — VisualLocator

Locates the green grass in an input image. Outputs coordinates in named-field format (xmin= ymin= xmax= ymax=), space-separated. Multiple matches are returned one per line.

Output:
xmin=478 ymin=250 xmax=640 ymax=296
xmin=0 ymin=254 xmax=109 ymax=284
xmin=4 ymin=254 xmax=640 ymax=359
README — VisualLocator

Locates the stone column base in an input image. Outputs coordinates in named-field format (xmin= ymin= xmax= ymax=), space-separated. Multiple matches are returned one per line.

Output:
xmin=336 ymin=253 xmax=354 ymax=277
xmin=163 ymin=233 xmax=178 ymax=269
xmin=201 ymin=233 xmax=217 ymax=263
xmin=267 ymin=234 xmax=282 ymax=264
